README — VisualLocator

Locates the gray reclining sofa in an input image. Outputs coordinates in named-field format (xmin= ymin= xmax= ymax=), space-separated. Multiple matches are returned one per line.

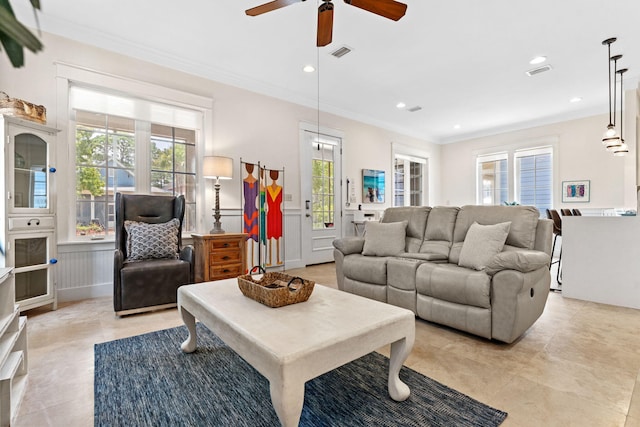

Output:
xmin=333 ymin=205 xmax=553 ymax=343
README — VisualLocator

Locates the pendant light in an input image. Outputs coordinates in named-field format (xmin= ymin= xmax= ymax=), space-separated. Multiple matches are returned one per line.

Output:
xmin=613 ymin=67 xmax=629 ymax=156
xmin=605 ymin=54 xmax=623 ymax=152
xmin=601 ymin=38 xmax=619 ymax=148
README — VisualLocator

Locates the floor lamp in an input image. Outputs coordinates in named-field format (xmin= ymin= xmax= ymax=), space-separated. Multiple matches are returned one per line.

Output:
xmin=203 ymin=156 xmax=234 ymax=234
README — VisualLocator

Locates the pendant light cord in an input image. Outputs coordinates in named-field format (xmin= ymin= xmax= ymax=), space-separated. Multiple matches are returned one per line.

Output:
xmin=607 ymin=42 xmax=613 ymax=126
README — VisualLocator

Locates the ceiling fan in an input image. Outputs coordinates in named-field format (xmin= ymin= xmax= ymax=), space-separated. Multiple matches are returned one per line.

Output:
xmin=245 ymin=0 xmax=408 ymax=47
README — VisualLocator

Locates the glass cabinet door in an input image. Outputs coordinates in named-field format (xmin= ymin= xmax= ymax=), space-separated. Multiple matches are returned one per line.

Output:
xmin=13 ymin=132 xmax=49 ymax=210
xmin=11 ymin=234 xmax=52 ymax=303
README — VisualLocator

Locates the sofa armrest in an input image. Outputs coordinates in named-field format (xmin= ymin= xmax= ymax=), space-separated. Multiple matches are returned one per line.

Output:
xmin=333 ymin=237 xmax=365 ymax=255
xmin=485 ymin=250 xmax=550 ymax=276
xmin=113 ymin=249 xmax=124 ymax=312
xmin=180 ymin=244 xmax=195 ymax=282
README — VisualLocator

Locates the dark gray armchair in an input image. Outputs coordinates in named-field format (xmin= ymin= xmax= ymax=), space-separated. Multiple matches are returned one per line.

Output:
xmin=114 ymin=193 xmax=194 ymax=316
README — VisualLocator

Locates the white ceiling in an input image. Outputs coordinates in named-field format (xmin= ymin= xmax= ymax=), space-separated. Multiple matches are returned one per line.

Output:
xmin=13 ymin=0 xmax=640 ymax=143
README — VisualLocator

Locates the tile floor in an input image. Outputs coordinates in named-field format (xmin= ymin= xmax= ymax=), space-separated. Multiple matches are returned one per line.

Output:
xmin=13 ymin=262 xmax=640 ymax=427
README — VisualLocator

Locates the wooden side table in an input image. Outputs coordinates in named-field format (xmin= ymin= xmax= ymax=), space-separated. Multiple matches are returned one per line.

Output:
xmin=192 ymin=233 xmax=248 ymax=283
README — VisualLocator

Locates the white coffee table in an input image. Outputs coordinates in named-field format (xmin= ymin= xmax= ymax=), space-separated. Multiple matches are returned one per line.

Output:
xmin=178 ymin=279 xmax=415 ymax=427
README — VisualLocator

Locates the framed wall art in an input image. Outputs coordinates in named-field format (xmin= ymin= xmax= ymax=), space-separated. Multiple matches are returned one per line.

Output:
xmin=562 ymin=180 xmax=590 ymax=203
xmin=362 ymin=169 xmax=385 ymax=203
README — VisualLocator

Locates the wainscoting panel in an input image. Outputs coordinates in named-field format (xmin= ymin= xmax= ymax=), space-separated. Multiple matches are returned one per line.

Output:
xmin=56 ymin=241 xmax=114 ymax=302
xmin=54 ymin=209 xmax=306 ymax=302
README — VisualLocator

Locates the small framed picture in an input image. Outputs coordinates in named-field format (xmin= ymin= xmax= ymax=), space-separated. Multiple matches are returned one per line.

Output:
xmin=362 ymin=169 xmax=385 ymax=204
xmin=562 ymin=180 xmax=590 ymax=203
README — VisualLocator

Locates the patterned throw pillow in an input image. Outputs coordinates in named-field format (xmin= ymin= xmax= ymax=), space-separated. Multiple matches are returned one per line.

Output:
xmin=124 ymin=218 xmax=180 ymax=261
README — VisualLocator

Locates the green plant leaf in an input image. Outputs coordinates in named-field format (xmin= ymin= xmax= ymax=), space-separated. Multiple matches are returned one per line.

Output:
xmin=0 ymin=7 xmax=43 ymax=53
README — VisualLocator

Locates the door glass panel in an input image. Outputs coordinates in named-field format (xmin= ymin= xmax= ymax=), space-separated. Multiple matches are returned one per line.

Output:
xmin=311 ymin=142 xmax=335 ymax=230
xmin=14 ymin=237 xmax=47 ymax=268
xmin=14 ymin=133 xmax=48 ymax=208
xmin=15 ymin=269 xmax=48 ymax=302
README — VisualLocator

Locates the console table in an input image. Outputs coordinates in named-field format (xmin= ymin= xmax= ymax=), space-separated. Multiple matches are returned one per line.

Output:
xmin=192 ymin=233 xmax=248 ymax=282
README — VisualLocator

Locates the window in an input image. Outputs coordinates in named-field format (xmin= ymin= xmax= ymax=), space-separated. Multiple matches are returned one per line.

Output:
xmin=74 ymin=112 xmax=197 ymax=237
xmin=477 ymin=153 xmax=508 ymax=205
xmin=515 ymin=147 xmax=552 ymax=214
xmin=475 ymin=146 xmax=553 ymax=216
xmin=70 ymin=84 xmax=202 ymax=240
xmin=393 ymin=154 xmax=426 ymax=206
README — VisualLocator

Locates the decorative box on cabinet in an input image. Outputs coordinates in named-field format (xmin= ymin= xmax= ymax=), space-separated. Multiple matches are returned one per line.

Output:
xmin=0 ymin=115 xmax=59 ymax=312
xmin=0 ymin=268 xmax=28 ymax=427
xmin=192 ymin=233 xmax=248 ymax=282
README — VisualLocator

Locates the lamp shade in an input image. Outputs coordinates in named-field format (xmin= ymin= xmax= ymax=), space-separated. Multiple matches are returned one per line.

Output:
xmin=203 ymin=156 xmax=233 ymax=180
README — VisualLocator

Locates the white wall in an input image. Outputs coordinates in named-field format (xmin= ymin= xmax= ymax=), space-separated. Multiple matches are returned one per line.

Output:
xmin=440 ymin=110 xmax=638 ymax=210
xmin=0 ymin=32 xmax=440 ymax=300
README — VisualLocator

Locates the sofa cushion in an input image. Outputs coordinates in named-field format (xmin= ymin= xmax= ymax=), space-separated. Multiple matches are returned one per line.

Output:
xmin=449 ymin=205 xmax=540 ymax=263
xmin=453 ymin=205 xmax=540 ymax=249
xmin=424 ymin=206 xmax=459 ymax=241
xmin=382 ymin=206 xmax=431 ymax=252
xmin=419 ymin=206 xmax=459 ymax=258
xmin=343 ymin=254 xmax=389 ymax=285
xmin=458 ymin=221 xmax=511 ymax=270
xmin=416 ymin=263 xmax=491 ymax=309
xmin=362 ymin=221 xmax=407 ymax=256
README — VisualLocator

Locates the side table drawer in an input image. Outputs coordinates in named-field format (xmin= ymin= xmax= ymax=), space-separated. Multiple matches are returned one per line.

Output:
xmin=209 ymin=239 xmax=242 ymax=251
xmin=210 ymin=263 xmax=243 ymax=280
xmin=210 ymin=250 xmax=241 ymax=264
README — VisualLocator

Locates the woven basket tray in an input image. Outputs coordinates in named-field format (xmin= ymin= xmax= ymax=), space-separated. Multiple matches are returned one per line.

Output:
xmin=237 ymin=272 xmax=315 ymax=308
xmin=0 ymin=92 xmax=46 ymax=124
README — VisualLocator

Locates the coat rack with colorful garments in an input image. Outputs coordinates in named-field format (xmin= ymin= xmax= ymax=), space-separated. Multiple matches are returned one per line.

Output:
xmin=240 ymin=160 xmax=285 ymax=273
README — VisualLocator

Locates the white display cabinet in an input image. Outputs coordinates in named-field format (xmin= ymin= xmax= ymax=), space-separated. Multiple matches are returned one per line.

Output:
xmin=0 ymin=115 xmax=59 ymax=311
xmin=0 ymin=268 xmax=28 ymax=427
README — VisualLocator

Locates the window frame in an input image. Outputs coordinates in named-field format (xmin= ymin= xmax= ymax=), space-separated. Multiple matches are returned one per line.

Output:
xmin=476 ymin=152 xmax=509 ymax=205
xmin=475 ymin=141 xmax=556 ymax=215
xmin=392 ymin=153 xmax=428 ymax=207
xmin=56 ymin=64 xmax=213 ymax=243
xmin=514 ymin=146 xmax=553 ymax=214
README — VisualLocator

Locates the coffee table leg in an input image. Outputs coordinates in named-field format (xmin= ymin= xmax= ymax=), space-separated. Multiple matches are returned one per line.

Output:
xmin=388 ymin=331 xmax=415 ymax=401
xmin=269 ymin=378 xmax=305 ymax=427
xmin=179 ymin=306 xmax=197 ymax=353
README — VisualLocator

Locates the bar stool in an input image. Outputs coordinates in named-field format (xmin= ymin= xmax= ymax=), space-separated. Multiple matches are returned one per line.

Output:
xmin=572 ymin=209 xmax=582 ymax=216
xmin=548 ymin=209 xmax=562 ymax=287
xmin=561 ymin=209 xmax=573 ymax=216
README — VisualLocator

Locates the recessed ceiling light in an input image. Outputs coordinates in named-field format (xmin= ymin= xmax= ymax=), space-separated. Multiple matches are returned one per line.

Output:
xmin=569 ymin=97 xmax=583 ymax=103
xmin=396 ymin=102 xmax=406 ymax=109
xmin=303 ymin=65 xmax=315 ymax=73
xmin=529 ymin=56 xmax=547 ymax=65
xmin=453 ymin=124 xmax=461 ymax=130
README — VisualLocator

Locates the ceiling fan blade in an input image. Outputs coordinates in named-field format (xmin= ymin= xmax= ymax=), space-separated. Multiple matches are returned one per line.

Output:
xmin=246 ymin=0 xmax=301 ymax=16
xmin=317 ymin=2 xmax=334 ymax=47
xmin=344 ymin=0 xmax=407 ymax=21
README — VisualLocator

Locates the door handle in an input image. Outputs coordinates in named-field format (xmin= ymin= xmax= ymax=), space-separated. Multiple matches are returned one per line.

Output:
xmin=305 ymin=200 xmax=310 ymax=210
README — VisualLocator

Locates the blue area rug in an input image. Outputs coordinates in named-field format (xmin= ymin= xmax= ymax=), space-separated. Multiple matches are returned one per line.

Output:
xmin=95 ymin=324 xmax=507 ymax=426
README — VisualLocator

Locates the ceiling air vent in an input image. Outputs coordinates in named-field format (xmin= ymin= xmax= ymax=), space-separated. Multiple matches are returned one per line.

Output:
xmin=526 ymin=64 xmax=553 ymax=77
xmin=331 ymin=46 xmax=352 ymax=58
xmin=407 ymin=106 xmax=422 ymax=112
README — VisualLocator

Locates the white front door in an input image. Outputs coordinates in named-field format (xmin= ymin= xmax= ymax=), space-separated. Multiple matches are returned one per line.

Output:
xmin=300 ymin=125 xmax=342 ymax=265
